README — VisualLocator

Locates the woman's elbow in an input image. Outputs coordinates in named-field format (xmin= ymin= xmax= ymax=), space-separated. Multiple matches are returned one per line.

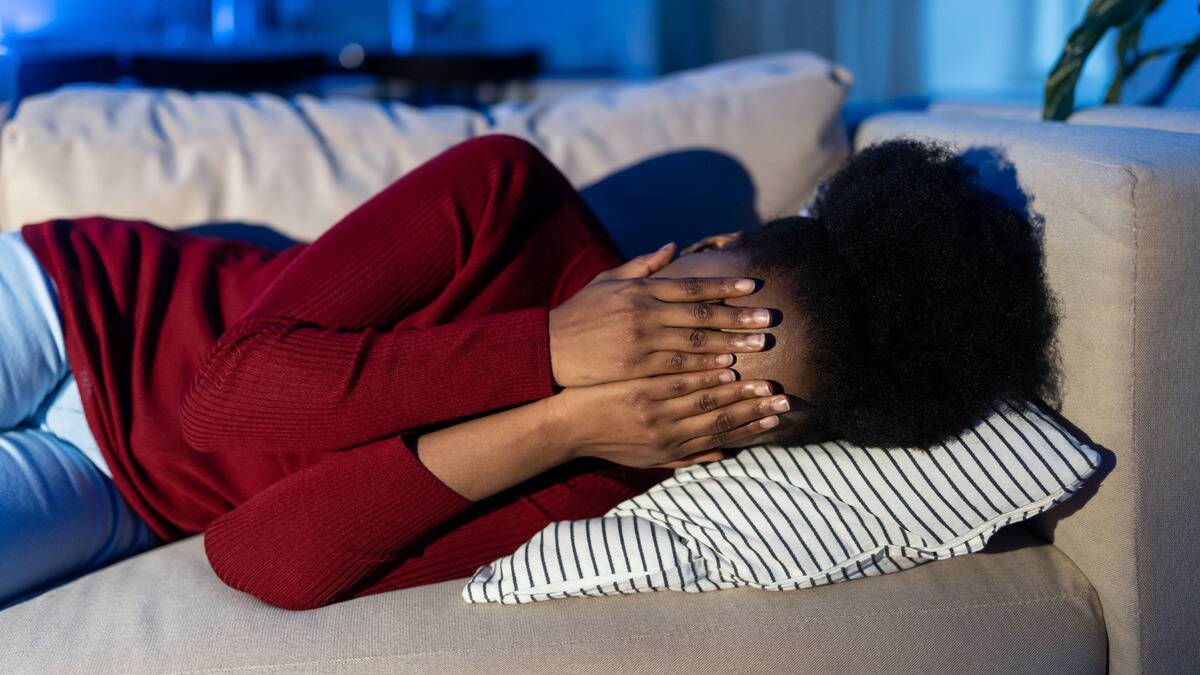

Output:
xmin=179 ymin=320 xmax=279 ymax=453
xmin=203 ymin=528 xmax=336 ymax=611
xmin=179 ymin=378 xmax=244 ymax=454
xmin=179 ymin=379 xmax=227 ymax=453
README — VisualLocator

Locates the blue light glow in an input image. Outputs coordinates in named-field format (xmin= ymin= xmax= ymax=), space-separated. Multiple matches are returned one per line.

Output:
xmin=212 ymin=0 xmax=236 ymax=46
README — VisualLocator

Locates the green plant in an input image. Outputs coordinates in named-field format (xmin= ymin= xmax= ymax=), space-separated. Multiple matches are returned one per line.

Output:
xmin=1043 ymin=0 xmax=1200 ymax=120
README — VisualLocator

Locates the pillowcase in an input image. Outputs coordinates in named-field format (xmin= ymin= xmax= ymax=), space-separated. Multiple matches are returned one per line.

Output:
xmin=461 ymin=398 xmax=1100 ymax=604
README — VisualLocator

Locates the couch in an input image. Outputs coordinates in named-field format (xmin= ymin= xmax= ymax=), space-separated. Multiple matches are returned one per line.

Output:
xmin=1 ymin=52 xmax=1197 ymax=673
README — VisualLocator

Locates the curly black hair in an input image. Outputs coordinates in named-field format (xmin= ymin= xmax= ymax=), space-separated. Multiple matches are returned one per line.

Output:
xmin=734 ymin=138 xmax=1060 ymax=449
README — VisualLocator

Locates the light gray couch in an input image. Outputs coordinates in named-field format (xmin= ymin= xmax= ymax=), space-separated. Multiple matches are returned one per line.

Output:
xmin=1 ymin=61 xmax=1198 ymax=672
xmin=859 ymin=109 xmax=1200 ymax=674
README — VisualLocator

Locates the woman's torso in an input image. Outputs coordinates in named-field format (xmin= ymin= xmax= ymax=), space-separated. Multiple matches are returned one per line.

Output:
xmin=17 ymin=218 xmax=337 ymax=542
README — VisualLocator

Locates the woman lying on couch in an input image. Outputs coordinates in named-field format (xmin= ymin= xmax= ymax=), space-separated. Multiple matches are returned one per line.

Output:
xmin=0 ymin=135 xmax=1057 ymax=610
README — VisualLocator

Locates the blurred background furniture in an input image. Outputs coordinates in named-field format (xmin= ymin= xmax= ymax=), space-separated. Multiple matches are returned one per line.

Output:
xmin=10 ymin=44 xmax=541 ymax=107
xmin=1 ymin=0 xmax=1197 ymax=109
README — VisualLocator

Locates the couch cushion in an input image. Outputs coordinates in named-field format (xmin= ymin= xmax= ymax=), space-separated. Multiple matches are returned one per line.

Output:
xmin=0 ymin=525 xmax=1103 ymax=673
xmin=0 ymin=88 xmax=486 ymax=242
xmin=0 ymin=51 xmax=849 ymax=255
xmin=855 ymin=112 xmax=1200 ymax=674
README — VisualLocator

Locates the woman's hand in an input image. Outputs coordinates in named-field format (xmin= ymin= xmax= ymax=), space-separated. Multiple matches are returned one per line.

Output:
xmin=548 ymin=242 xmax=774 ymax=387
xmin=546 ymin=367 xmax=789 ymax=470
xmin=681 ymin=231 xmax=743 ymax=256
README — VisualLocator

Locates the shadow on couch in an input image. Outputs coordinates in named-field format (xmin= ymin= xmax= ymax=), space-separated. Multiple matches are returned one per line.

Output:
xmin=182 ymin=148 xmax=762 ymax=262
xmin=580 ymin=149 xmax=760 ymax=258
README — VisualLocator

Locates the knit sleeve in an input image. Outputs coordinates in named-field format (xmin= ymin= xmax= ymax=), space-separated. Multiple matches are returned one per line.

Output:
xmin=202 ymin=434 xmax=474 ymax=610
xmin=180 ymin=307 xmax=554 ymax=453
xmin=179 ymin=135 xmax=613 ymax=454
xmin=202 ymin=433 xmax=672 ymax=611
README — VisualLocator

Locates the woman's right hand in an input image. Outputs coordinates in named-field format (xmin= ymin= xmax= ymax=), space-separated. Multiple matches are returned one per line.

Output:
xmin=545 ymin=368 xmax=789 ymax=470
xmin=548 ymin=243 xmax=776 ymax=388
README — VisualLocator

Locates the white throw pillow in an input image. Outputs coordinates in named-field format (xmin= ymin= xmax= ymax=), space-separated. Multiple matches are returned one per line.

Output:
xmin=462 ymin=398 xmax=1100 ymax=604
xmin=0 ymin=51 xmax=850 ymax=249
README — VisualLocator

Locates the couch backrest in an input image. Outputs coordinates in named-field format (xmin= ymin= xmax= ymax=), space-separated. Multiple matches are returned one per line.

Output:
xmin=0 ymin=51 xmax=849 ymax=257
xmin=927 ymin=100 xmax=1200 ymax=136
xmin=856 ymin=112 xmax=1200 ymax=675
xmin=1069 ymin=105 xmax=1200 ymax=135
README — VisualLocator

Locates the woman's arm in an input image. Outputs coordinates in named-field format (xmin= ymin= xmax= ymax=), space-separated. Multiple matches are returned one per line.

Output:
xmin=202 ymin=396 xmax=571 ymax=611
xmin=181 ymin=136 xmax=771 ymax=455
xmin=412 ymin=397 xmax=575 ymax=503
xmin=203 ymin=368 xmax=784 ymax=610
xmin=180 ymin=136 xmax=583 ymax=454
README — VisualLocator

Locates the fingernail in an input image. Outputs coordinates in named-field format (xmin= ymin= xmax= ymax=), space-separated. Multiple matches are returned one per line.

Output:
xmin=761 ymin=415 xmax=780 ymax=429
xmin=771 ymin=396 xmax=790 ymax=412
xmin=753 ymin=383 xmax=771 ymax=396
xmin=745 ymin=333 xmax=765 ymax=349
xmin=718 ymin=370 xmax=735 ymax=383
xmin=751 ymin=310 xmax=771 ymax=325
xmin=734 ymin=279 xmax=755 ymax=293
xmin=658 ymin=242 xmax=674 ymax=252
xmin=717 ymin=353 xmax=734 ymax=366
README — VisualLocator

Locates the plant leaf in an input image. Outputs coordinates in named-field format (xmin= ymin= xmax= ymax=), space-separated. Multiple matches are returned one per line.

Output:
xmin=1142 ymin=32 xmax=1200 ymax=105
xmin=1105 ymin=0 xmax=1162 ymax=103
xmin=1045 ymin=0 xmax=1149 ymax=120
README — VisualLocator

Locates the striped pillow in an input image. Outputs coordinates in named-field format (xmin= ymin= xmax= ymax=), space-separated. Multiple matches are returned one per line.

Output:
xmin=461 ymin=399 xmax=1100 ymax=604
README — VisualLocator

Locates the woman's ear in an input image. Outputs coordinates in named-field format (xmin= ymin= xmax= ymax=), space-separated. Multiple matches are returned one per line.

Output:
xmin=680 ymin=231 xmax=743 ymax=256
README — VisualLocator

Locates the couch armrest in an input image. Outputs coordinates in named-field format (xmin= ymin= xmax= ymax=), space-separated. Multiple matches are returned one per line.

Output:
xmin=856 ymin=112 xmax=1200 ymax=675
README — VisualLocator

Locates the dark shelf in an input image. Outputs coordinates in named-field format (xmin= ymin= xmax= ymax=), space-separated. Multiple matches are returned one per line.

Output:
xmin=10 ymin=42 xmax=542 ymax=107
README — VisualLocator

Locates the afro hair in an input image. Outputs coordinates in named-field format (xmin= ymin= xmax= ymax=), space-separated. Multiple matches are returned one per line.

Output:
xmin=734 ymin=138 xmax=1060 ymax=449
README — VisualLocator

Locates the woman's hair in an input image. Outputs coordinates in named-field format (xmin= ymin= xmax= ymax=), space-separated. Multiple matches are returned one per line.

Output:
xmin=735 ymin=138 xmax=1060 ymax=449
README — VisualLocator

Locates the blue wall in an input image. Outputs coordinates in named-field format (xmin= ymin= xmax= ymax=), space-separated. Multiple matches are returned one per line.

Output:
xmin=0 ymin=0 xmax=1196 ymax=104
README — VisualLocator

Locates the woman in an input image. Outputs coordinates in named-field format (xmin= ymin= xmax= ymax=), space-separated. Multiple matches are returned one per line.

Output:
xmin=0 ymin=135 xmax=1057 ymax=610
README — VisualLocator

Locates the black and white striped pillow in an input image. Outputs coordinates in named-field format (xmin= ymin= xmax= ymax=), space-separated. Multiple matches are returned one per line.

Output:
xmin=461 ymin=399 xmax=1100 ymax=604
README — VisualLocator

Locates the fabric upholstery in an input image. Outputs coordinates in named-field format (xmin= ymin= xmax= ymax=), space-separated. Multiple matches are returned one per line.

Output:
xmin=926 ymin=101 xmax=1043 ymax=121
xmin=1069 ymin=105 xmax=1200 ymax=135
xmin=856 ymin=113 xmax=1200 ymax=674
xmin=927 ymin=101 xmax=1200 ymax=136
xmin=0 ymin=51 xmax=849 ymax=251
xmin=464 ymin=399 xmax=1100 ymax=604
xmin=0 ymin=525 xmax=1103 ymax=673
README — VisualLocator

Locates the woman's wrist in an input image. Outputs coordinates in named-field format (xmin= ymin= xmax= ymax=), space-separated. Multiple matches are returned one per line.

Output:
xmin=413 ymin=396 xmax=578 ymax=502
xmin=537 ymin=391 xmax=586 ymax=463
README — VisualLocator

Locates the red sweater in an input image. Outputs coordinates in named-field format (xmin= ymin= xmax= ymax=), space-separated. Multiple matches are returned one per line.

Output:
xmin=20 ymin=135 xmax=673 ymax=610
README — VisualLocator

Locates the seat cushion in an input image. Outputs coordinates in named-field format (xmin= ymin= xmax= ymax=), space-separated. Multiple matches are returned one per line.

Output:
xmin=0 ymin=525 xmax=1104 ymax=673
